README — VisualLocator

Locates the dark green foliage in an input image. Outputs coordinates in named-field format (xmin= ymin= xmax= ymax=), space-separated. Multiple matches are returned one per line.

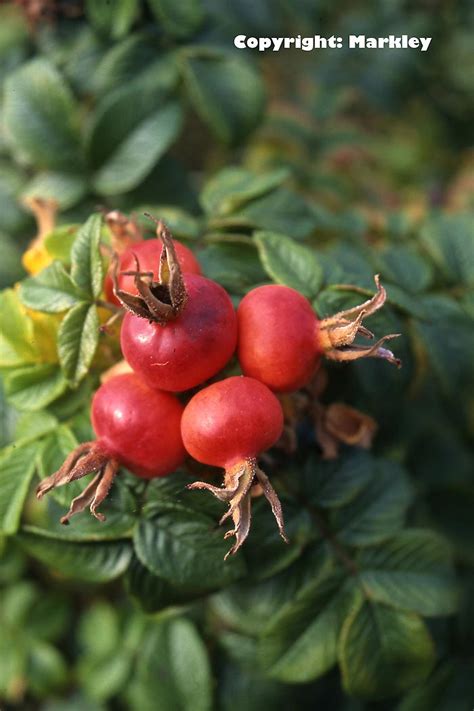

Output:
xmin=0 ymin=1 xmax=473 ymax=709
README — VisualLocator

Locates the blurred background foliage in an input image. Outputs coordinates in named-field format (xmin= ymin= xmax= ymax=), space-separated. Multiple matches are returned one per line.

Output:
xmin=0 ymin=0 xmax=473 ymax=709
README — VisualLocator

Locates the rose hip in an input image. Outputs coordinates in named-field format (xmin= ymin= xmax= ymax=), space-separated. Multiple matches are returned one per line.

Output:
xmin=36 ymin=373 xmax=185 ymax=523
xmin=181 ymin=376 xmax=288 ymax=557
xmin=237 ymin=276 xmax=400 ymax=392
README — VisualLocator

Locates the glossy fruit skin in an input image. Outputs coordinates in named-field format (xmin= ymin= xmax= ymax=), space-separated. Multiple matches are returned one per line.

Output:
xmin=91 ymin=373 xmax=185 ymax=478
xmin=105 ymin=238 xmax=201 ymax=305
xmin=237 ymin=284 xmax=320 ymax=392
xmin=181 ymin=376 xmax=284 ymax=469
xmin=121 ymin=274 xmax=238 ymax=392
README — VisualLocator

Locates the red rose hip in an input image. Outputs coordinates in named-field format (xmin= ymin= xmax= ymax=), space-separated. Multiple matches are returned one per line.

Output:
xmin=36 ymin=373 xmax=185 ymax=523
xmin=120 ymin=273 xmax=237 ymax=392
xmin=181 ymin=376 xmax=288 ymax=557
xmin=112 ymin=218 xmax=237 ymax=391
xmin=237 ymin=276 xmax=401 ymax=393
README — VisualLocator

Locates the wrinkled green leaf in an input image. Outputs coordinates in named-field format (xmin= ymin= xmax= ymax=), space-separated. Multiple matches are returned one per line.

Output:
xmin=0 ymin=443 xmax=39 ymax=535
xmin=43 ymin=226 xmax=78 ymax=264
xmin=14 ymin=410 xmax=58 ymax=445
xmin=4 ymin=364 xmax=68 ymax=411
xmin=200 ymin=167 xmax=289 ymax=216
xmin=134 ymin=506 xmax=245 ymax=593
xmin=70 ymin=214 xmax=104 ymax=299
xmin=339 ymin=600 xmax=435 ymax=699
xmin=198 ymin=241 xmax=266 ymax=292
xmin=181 ymin=49 xmax=265 ymax=144
xmin=358 ymin=529 xmax=458 ymax=616
xmin=18 ymin=527 xmax=132 ymax=582
xmin=255 ymin=231 xmax=323 ymax=297
xmin=58 ymin=303 xmax=99 ymax=385
xmin=3 ymin=58 xmax=82 ymax=170
xmin=239 ymin=188 xmax=319 ymax=240
xmin=89 ymin=86 xmax=183 ymax=195
xmin=259 ymin=574 xmax=353 ymax=683
xmin=0 ymin=288 xmax=38 ymax=366
xmin=303 ymin=450 xmax=375 ymax=509
xmin=148 ymin=0 xmax=204 ymax=38
xmin=19 ymin=261 xmax=80 ymax=313
xmin=331 ymin=459 xmax=414 ymax=546
xmin=421 ymin=213 xmax=474 ymax=287
xmin=85 ymin=0 xmax=139 ymax=39
xmin=127 ymin=617 xmax=212 ymax=711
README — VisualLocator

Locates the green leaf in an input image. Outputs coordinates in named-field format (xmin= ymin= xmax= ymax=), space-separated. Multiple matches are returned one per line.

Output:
xmin=339 ymin=600 xmax=435 ymax=699
xmin=198 ymin=242 xmax=266 ymax=292
xmin=58 ymin=303 xmax=99 ymax=385
xmin=147 ymin=0 xmax=204 ymax=38
xmin=255 ymin=231 xmax=323 ymax=297
xmin=0 ymin=288 xmax=38 ymax=366
xmin=3 ymin=58 xmax=82 ymax=170
xmin=27 ymin=640 xmax=68 ymax=697
xmin=244 ymin=500 xmax=314 ymax=580
xmin=89 ymin=90 xmax=184 ymax=195
xmin=200 ymin=167 xmax=289 ymax=216
xmin=21 ymin=172 xmax=87 ymax=210
xmin=79 ymin=652 xmax=131 ymax=702
xmin=238 ymin=188 xmax=319 ymax=240
xmin=94 ymin=34 xmax=179 ymax=95
xmin=303 ymin=451 xmax=375 ymax=509
xmin=414 ymin=295 xmax=474 ymax=395
xmin=4 ymin=364 xmax=68 ymax=411
xmin=0 ymin=443 xmax=39 ymax=535
xmin=0 ymin=163 xmax=31 ymax=234
xmin=358 ymin=530 xmax=459 ymax=616
xmin=14 ymin=410 xmax=58 ymax=445
xmin=127 ymin=618 xmax=212 ymax=711
xmin=70 ymin=214 xmax=104 ymax=299
xmin=259 ymin=574 xmax=353 ymax=683
xmin=331 ymin=459 xmax=414 ymax=546
xmin=181 ymin=49 xmax=265 ymax=144
xmin=376 ymin=244 xmax=433 ymax=294
xmin=85 ymin=0 xmax=139 ymax=39
xmin=134 ymin=505 xmax=245 ymax=593
xmin=19 ymin=261 xmax=80 ymax=313
xmin=420 ymin=213 xmax=474 ymax=287
xmin=43 ymin=225 xmax=78 ymax=264
xmin=125 ymin=556 xmax=194 ymax=613
xmin=18 ymin=527 xmax=132 ymax=582
xmin=77 ymin=601 xmax=131 ymax=701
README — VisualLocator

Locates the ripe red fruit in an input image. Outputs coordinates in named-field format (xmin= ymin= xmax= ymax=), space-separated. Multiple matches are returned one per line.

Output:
xmin=237 ymin=276 xmax=401 ymax=392
xmin=36 ymin=373 xmax=185 ymax=523
xmin=120 ymin=273 xmax=238 ymax=392
xmin=181 ymin=376 xmax=288 ymax=557
xmin=91 ymin=373 xmax=185 ymax=477
xmin=104 ymin=238 xmax=201 ymax=306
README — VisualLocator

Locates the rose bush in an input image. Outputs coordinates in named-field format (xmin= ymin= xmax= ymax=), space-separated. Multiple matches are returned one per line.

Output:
xmin=1 ymin=1 xmax=473 ymax=709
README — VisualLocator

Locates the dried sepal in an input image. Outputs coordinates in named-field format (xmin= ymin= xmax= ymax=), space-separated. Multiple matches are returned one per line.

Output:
xmin=319 ymin=275 xmax=401 ymax=366
xmin=36 ymin=441 xmax=118 ymax=524
xmin=315 ymin=402 xmax=378 ymax=459
xmin=111 ymin=216 xmax=188 ymax=324
xmin=325 ymin=334 xmax=401 ymax=366
xmin=188 ymin=458 xmax=288 ymax=559
xmin=324 ymin=403 xmax=377 ymax=449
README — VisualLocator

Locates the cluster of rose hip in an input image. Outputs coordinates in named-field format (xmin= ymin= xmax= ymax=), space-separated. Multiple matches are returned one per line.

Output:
xmin=37 ymin=216 xmax=400 ymax=557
